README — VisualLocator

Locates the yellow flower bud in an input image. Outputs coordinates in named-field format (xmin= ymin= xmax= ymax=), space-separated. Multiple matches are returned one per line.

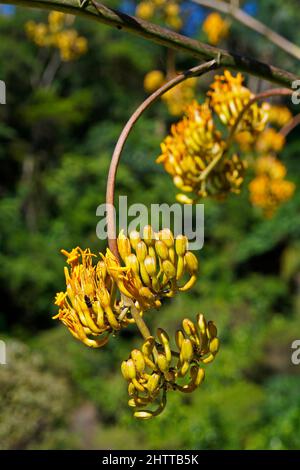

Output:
xmin=175 ymin=329 xmax=184 ymax=349
xmin=158 ymin=228 xmax=174 ymax=248
xmin=146 ymin=373 xmax=160 ymax=394
xmin=181 ymin=338 xmax=193 ymax=361
xmin=182 ymin=318 xmax=197 ymax=337
xmin=126 ymin=358 xmax=136 ymax=379
xmin=121 ymin=360 xmax=131 ymax=380
xmin=117 ymin=230 xmax=131 ymax=262
xmin=143 ymin=225 xmax=155 ymax=246
xmin=144 ymin=255 xmax=157 ymax=276
xmin=129 ymin=230 xmax=141 ymax=250
xmin=209 ymin=337 xmax=220 ymax=354
xmin=175 ymin=234 xmax=188 ymax=256
xmin=125 ymin=253 xmax=140 ymax=275
xmin=142 ymin=336 xmax=155 ymax=357
xmin=157 ymin=353 xmax=169 ymax=372
xmin=136 ymin=240 xmax=148 ymax=262
xmin=184 ymin=251 xmax=199 ymax=274
xmin=155 ymin=240 xmax=169 ymax=260
xmin=176 ymin=194 xmax=194 ymax=204
xmin=131 ymin=349 xmax=145 ymax=373
xmin=162 ymin=259 xmax=176 ymax=279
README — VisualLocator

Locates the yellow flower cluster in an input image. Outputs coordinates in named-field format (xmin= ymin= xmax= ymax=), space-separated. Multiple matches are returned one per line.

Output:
xmin=108 ymin=226 xmax=198 ymax=311
xmin=268 ymin=105 xmax=293 ymax=128
xmin=136 ymin=0 xmax=182 ymax=30
xmin=208 ymin=71 xmax=269 ymax=134
xmin=53 ymin=247 xmax=131 ymax=348
xmin=157 ymin=71 xmax=267 ymax=202
xmin=25 ymin=11 xmax=87 ymax=62
xmin=202 ymin=12 xmax=229 ymax=45
xmin=255 ymin=128 xmax=285 ymax=154
xmin=54 ymin=226 xmax=198 ymax=342
xmin=249 ymin=155 xmax=295 ymax=217
xmin=121 ymin=314 xmax=219 ymax=419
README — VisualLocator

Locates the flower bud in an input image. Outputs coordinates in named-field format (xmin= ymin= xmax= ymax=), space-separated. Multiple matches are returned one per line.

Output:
xmin=181 ymin=338 xmax=193 ymax=362
xmin=131 ymin=349 xmax=145 ymax=373
xmin=176 ymin=193 xmax=194 ymax=204
xmin=129 ymin=230 xmax=141 ymax=250
xmin=125 ymin=254 xmax=140 ymax=274
xmin=158 ymin=228 xmax=174 ymax=248
xmin=144 ymin=255 xmax=157 ymax=276
xmin=155 ymin=240 xmax=169 ymax=260
xmin=146 ymin=373 xmax=160 ymax=394
xmin=184 ymin=251 xmax=199 ymax=274
xmin=117 ymin=230 xmax=131 ymax=262
xmin=157 ymin=353 xmax=169 ymax=372
xmin=136 ymin=240 xmax=147 ymax=262
xmin=143 ymin=225 xmax=155 ymax=246
xmin=175 ymin=235 xmax=188 ymax=256
xmin=162 ymin=259 xmax=176 ymax=279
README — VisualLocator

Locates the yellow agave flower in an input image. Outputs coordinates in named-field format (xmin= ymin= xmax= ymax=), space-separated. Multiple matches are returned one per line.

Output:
xmin=157 ymin=100 xmax=247 ymax=201
xmin=268 ymin=105 xmax=292 ymax=128
xmin=105 ymin=226 xmax=199 ymax=312
xmin=202 ymin=12 xmax=229 ymax=45
xmin=53 ymin=247 xmax=130 ymax=348
xmin=249 ymin=155 xmax=295 ymax=217
xmin=208 ymin=70 xmax=269 ymax=134
xmin=121 ymin=313 xmax=219 ymax=419
xmin=255 ymin=128 xmax=285 ymax=154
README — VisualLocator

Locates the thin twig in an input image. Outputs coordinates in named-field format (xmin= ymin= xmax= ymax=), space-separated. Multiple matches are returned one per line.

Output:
xmin=193 ymin=0 xmax=300 ymax=61
xmin=2 ymin=0 xmax=299 ymax=87
xmin=106 ymin=59 xmax=218 ymax=258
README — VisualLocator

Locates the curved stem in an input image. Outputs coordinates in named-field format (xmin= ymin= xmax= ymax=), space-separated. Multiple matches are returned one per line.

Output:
xmin=280 ymin=113 xmax=300 ymax=138
xmin=2 ymin=0 xmax=299 ymax=87
xmin=227 ymin=88 xmax=293 ymax=147
xmin=106 ymin=59 xmax=219 ymax=258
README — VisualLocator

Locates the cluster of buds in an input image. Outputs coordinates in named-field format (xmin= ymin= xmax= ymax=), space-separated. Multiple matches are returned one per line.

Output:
xmin=249 ymin=155 xmax=295 ymax=217
xmin=268 ymin=105 xmax=293 ymax=128
xmin=25 ymin=11 xmax=87 ymax=62
xmin=157 ymin=71 xmax=270 ymax=203
xmin=121 ymin=313 xmax=219 ymax=419
xmin=53 ymin=247 xmax=131 ymax=348
xmin=106 ymin=226 xmax=198 ymax=311
xmin=202 ymin=12 xmax=230 ymax=45
xmin=136 ymin=0 xmax=182 ymax=31
xmin=208 ymin=71 xmax=269 ymax=135
xmin=54 ymin=227 xmax=199 ymax=343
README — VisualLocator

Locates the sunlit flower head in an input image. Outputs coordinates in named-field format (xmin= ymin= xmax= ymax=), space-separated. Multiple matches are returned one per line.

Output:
xmin=105 ymin=226 xmax=198 ymax=311
xmin=208 ymin=71 xmax=269 ymax=134
xmin=53 ymin=247 xmax=130 ymax=348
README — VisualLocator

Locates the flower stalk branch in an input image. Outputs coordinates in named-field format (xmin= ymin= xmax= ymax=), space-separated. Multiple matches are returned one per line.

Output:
xmin=106 ymin=59 xmax=219 ymax=259
xmin=2 ymin=0 xmax=299 ymax=87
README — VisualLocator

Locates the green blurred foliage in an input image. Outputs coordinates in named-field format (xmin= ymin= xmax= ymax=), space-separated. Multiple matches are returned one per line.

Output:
xmin=0 ymin=1 xmax=300 ymax=450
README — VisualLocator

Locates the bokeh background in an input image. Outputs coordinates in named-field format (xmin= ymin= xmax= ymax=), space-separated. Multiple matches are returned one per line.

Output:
xmin=1 ymin=0 xmax=300 ymax=450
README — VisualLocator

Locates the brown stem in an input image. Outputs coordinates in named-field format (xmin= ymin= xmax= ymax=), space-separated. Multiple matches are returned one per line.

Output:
xmin=3 ymin=0 xmax=299 ymax=87
xmin=280 ymin=113 xmax=300 ymax=138
xmin=227 ymin=88 xmax=293 ymax=147
xmin=106 ymin=59 xmax=219 ymax=258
